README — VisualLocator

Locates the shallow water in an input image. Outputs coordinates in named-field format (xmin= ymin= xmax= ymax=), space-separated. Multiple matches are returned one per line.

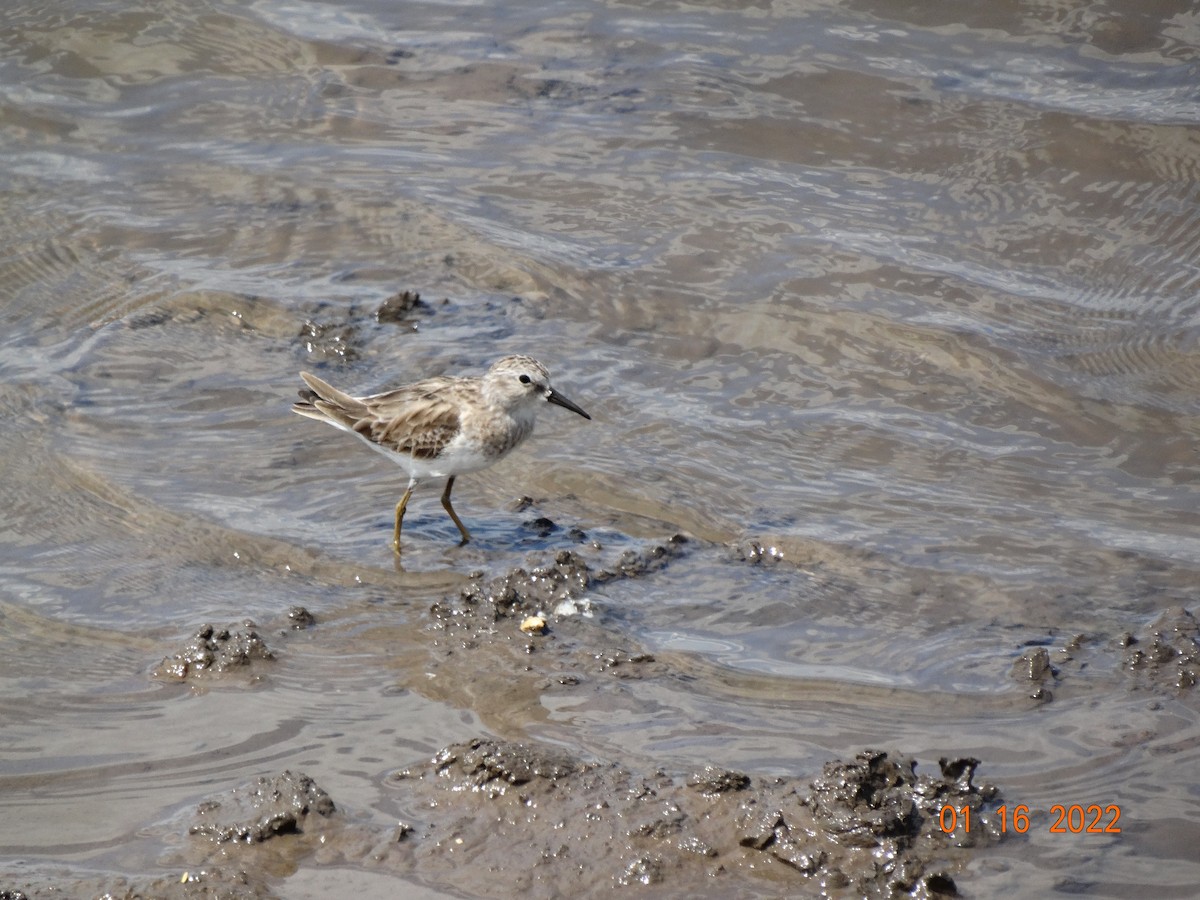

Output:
xmin=2 ymin=0 xmax=1199 ymax=896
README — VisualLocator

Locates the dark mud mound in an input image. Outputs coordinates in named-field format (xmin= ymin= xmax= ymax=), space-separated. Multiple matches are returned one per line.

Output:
xmin=429 ymin=539 xmax=687 ymax=656
xmin=432 ymin=540 xmax=686 ymax=632
xmin=0 ymin=772 xmax=344 ymax=899
xmin=383 ymin=738 xmax=1000 ymax=897
xmin=154 ymin=622 xmax=274 ymax=682
xmin=374 ymin=289 xmax=426 ymax=324
xmin=190 ymin=770 xmax=336 ymax=844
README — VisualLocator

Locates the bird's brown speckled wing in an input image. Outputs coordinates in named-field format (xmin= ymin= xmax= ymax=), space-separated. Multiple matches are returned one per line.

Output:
xmin=358 ymin=382 xmax=464 ymax=460
xmin=294 ymin=372 xmax=468 ymax=460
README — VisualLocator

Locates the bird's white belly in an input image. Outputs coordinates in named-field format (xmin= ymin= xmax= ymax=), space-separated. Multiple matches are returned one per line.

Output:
xmin=352 ymin=427 xmax=504 ymax=481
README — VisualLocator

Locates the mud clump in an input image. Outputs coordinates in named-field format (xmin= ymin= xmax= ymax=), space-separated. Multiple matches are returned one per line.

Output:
xmin=736 ymin=751 xmax=997 ymax=892
xmin=154 ymin=622 xmax=274 ymax=681
xmin=5 ymin=744 xmax=999 ymax=897
xmin=384 ymin=739 xmax=1000 ymax=898
xmin=593 ymin=646 xmax=657 ymax=675
xmin=296 ymin=287 xmax=431 ymax=360
xmin=431 ymin=538 xmax=687 ymax=631
xmin=436 ymin=549 xmax=593 ymax=626
xmin=1122 ymin=606 xmax=1199 ymax=689
xmin=1 ymin=773 xmax=339 ymax=898
xmin=375 ymin=289 xmax=425 ymax=323
xmin=592 ymin=536 xmax=688 ymax=581
xmin=286 ymin=605 xmax=316 ymax=630
xmin=1017 ymin=606 xmax=1199 ymax=697
xmin=689 ymin=765 xmax=751 ymax=797
xmin=189 ymin=770 xmax=335 ymax=844
xmin=1013 ymin=644 xmax=1056 ymax=701
xmin=425 ymin=543 xmax=679 ymax=683
xmin=430 ymin=737 xmax=581 ymax=786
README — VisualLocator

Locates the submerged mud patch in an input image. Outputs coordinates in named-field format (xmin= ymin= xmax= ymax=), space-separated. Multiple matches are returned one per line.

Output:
xmin=299 ymin=288 xmax=432 ymax=360
xmin=374 ymin=289 xmax=426 ymax=324
xmin=1122 ymin=606 xmax=1199 ymax=690
xmin=1012 ymin=605 xmax=1200 ymax=698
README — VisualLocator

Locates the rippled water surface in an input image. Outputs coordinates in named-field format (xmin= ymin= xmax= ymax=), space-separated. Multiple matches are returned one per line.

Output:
xmin=2 ymin=0 xmax=1199 ymax=896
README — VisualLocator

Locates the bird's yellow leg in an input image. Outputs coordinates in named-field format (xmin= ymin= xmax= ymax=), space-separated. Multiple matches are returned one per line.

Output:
xmin=392 ymin=483 xmax=414 ymax=553
xmin=441 ymin=476 xmax=471 ymax=545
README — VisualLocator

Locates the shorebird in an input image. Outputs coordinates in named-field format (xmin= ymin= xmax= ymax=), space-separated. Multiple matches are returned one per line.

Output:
xmin=292 ymin=355 xmax=590 ymax=550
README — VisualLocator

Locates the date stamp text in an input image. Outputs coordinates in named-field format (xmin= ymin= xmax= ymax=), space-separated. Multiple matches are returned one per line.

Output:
xmin=938 ymin=804 xmax=1121 ymax=834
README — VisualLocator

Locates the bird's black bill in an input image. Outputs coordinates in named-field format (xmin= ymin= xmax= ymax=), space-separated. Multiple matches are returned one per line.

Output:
xmin=546 ymin=389 xmax=591 ymax=420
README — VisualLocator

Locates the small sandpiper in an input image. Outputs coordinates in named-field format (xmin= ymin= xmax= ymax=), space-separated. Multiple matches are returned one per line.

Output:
xmin=292 ymin=355 xmax=591 ymax=551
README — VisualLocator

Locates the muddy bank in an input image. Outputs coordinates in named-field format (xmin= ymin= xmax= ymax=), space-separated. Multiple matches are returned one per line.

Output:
xmin=0 ymin=740 xmax=999 ymax=899
xmin=0 ymin=868 xmax=275 ymax=900
xmin=376 ymin=739 xmax=997 ymax=897
xmin=14 ymin=535 xmax=1193 ymax=899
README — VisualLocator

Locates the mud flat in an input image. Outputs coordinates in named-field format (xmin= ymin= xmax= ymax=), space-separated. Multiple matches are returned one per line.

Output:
xmin=0 ymin=740 xmax=997 ymax=899
xmin=8 ymin=536 xmax=1196 ymax=897
xmin=1 ymin=539 xmax=1029 ymax=899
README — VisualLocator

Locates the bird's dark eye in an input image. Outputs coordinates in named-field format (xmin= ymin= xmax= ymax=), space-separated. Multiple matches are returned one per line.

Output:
xmin=518 ymin=374 xmax=531 ymax=384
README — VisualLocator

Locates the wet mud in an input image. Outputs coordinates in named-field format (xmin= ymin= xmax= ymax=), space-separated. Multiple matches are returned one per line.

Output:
xmin=8 ymin=515 xmax=1195 ymax=898
xmin=5 ymin=1 xmax=1200 ymax=896
xmin=190 ymin=770 xmax=336 ymax=844
xmin=299 ymin=289 xmax=430 ymax=361
xmin=1 ymin=741 xmax=997 ymax=899
xmin=1120 ymin=606 xmax=1199 ymax=690
xmin=153 ymin=622 xmax=276 ymax=682
xmin=377 ymin=739 xmax=996 ymax=897
xmin=430 ymin=538 xmax=685 ymax=634
xmin=1012 ymin=604 xmax=1200 ymax=698
xmin=118 ymin=536 xmax=1187 ymax=897
xmin=0 ymin=869 xmax=274 ymax=900
xmin=374 ymin=289 xmax=427 ymax=325
xmin=123 ymin=286 xmax=433 ymax=366
xmin=153 ymin=607 xmax=313 ymax=683
xmin=4 ymin=536 xmax=1021 ymax=898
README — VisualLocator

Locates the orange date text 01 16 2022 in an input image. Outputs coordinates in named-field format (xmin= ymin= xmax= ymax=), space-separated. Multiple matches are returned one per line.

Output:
xmin=937 ymin=804 xmax=1122 ymax=835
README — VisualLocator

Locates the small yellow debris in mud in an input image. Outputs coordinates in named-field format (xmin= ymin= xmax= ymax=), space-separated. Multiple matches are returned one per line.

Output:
xmin=519 ymin=615 xmax=547 ymax=635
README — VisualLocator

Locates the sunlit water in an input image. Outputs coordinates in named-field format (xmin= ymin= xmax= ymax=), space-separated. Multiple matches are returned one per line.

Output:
xmin=2 ymin=1 xmax=1199 ymax=895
